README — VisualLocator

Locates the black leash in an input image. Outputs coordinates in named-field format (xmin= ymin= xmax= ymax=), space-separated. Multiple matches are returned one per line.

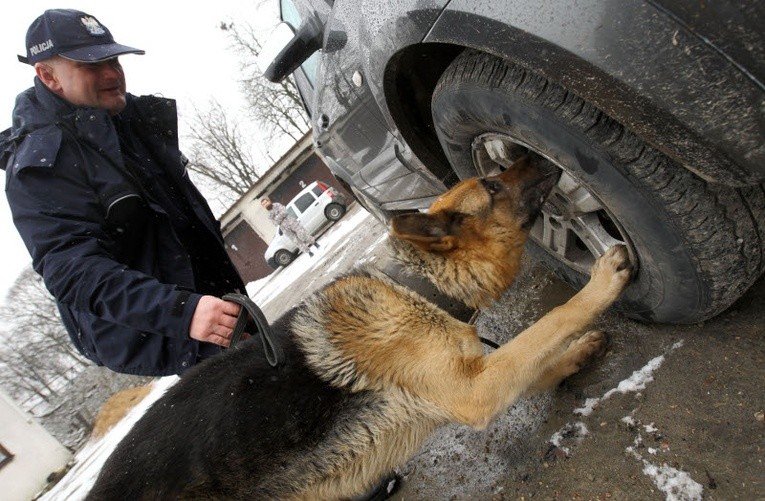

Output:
xmin=377 ymin=258 xmax=500 ymax=351
xmin=377 ymin=259 xmax=476 ymax=323
xmin=222 ymin=293 xmax=283 ymax=367
xmin=479 ymin=337 xmax=500 ymax=349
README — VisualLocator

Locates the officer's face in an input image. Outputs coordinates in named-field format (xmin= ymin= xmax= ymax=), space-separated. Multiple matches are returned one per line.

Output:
xmin=35 ymin=56 xmax=127 ymax=114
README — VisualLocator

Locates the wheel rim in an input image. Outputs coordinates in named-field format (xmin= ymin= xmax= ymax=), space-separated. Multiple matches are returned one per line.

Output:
xmin=276 ymin=251 xmax=291 ymax=265
xmin=328 ymin=206 xmax=341 ymax=219
xmin=472 ymin=133 xmax=636 ymax=275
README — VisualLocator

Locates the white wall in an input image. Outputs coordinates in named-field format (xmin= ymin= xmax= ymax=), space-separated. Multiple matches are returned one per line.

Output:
xmin=241 ymin=202 xmax=277 ymax=242
xmin=0 ymin=390 xmax=72 ymax=501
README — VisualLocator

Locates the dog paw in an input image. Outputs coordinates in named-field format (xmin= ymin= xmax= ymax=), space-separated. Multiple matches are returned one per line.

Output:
xmin=557 ymin=330 xmax=609 ymax=377
xmin=589 ymin=245 xmax=632 ymax=296
xmin=534 ymin=331 xmax=610 ymax=390
xmin=568 ymin=330 xmax=609 ymax=367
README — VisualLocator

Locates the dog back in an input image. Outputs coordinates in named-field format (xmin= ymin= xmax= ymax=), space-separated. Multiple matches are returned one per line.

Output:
xmin=88 ymin=311 xmax=385 ymax=499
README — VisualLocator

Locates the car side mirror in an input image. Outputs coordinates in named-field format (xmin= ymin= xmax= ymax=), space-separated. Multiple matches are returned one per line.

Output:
xmin=259 ymin=18 xmax=324 ymax=83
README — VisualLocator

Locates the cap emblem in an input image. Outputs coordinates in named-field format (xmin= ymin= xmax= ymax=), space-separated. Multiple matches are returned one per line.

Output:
xmin=80 ymin=16 xmax=106 ymax=36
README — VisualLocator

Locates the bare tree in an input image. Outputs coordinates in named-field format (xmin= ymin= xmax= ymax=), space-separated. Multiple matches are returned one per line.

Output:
xmin=0 ymin=268 xmax=157 ymax=449
xmin=220 ymin=21 xmax=311 ymax=144
xmin=182 ymin=18 xmax=313 ymax=202
xmin=0 ymin=267 xmax=87 ymax=404
xmin=0 ymin=348 xmax=59 ymax=403
xmin=185 ymin=99 xmax=261 ymax=204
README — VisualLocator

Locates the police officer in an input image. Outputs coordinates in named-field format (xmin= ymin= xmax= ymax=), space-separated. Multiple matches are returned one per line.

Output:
xmin=1 ymin=9 xmax=248 ymax=376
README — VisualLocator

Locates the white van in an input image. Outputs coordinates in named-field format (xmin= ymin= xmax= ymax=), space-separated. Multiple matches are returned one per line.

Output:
xmin=264 ymin=181 xmax=347 ymax=268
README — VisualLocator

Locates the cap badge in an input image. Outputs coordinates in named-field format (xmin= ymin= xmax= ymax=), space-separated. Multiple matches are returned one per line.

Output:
xmin=80 ymin=16 xmax=106 ymax=36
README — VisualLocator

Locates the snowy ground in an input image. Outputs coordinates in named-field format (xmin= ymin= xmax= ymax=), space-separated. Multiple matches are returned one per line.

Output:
xmin=38 ymin=376 xmax=178 ymax=500
xmin=245 ymin=204 xmax=387 ymax=322
xmin=37 ymin=202 xmax=764 ymax=500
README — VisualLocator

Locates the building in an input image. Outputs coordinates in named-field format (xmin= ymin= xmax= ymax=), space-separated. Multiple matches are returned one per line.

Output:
xmin=0 ymin=389 xmax=71 ymax=500
xmin=220 ymin=131 xmax=351 ymax=282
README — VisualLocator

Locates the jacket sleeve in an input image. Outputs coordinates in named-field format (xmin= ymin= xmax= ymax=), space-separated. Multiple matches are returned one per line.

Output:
xmin=5 ymin=148 xmax=201 ymax=340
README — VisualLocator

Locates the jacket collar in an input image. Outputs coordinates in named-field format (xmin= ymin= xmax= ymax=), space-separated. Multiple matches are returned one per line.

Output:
xmin=1 ymin=77 xmax=112 ymax=144
xmin=1 ymin=79 xmax=179 ymax=170
xmin=7 ymin=77 xmax=178 ymax=141
xmin=1 ymin=78 xmax=68 ymax=156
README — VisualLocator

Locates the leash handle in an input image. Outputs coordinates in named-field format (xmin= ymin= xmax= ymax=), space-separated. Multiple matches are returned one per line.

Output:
xmin=222 ymin=293 xmax=283 ymax=367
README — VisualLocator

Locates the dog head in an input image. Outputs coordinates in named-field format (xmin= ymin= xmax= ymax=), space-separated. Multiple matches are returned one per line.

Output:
xmin=389 ymin=156 xmax=560 ymax=308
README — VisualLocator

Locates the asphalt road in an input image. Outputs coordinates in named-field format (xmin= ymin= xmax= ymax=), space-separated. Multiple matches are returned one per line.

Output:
xmin=250 ymin=203 xmax=764 ymax=501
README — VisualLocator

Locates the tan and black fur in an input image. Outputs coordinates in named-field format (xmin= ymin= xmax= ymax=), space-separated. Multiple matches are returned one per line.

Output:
xmin=88 ymin=157 xmax=632 ymax=500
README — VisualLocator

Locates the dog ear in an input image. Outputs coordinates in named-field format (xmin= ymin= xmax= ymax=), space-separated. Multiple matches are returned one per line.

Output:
xmin=390 ymin=212 xmax=464 ymax=252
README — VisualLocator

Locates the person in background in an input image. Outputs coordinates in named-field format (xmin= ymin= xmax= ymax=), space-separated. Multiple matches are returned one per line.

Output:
xmin=0 ymin=9 xmax=249 ymax=376
xmin=261 ymin=196 xmax=320 ymax=257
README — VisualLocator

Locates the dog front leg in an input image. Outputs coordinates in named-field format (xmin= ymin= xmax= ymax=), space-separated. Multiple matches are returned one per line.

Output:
xmin=450 ymin=246 xmax=631 ymax=428
xmin=522 ymin=329 xmax=609 ymax=395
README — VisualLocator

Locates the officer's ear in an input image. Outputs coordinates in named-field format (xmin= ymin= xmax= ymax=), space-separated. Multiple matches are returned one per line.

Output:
xmin=35 ymin=58 xmax=63 ymax=95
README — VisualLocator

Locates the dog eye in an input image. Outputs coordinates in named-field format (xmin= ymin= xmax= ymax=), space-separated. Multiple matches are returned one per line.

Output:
xmin=481 ymin=179 xmax=503 ymax=196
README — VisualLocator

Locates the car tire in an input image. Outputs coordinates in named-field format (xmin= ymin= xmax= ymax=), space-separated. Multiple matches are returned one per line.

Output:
xmin=274 ymin=249 xmax=295 ymax=267
xmin=325 ymin=202 xmax=346 ymax=221
xmin=431 ymin=50 xmax=765 ymax=323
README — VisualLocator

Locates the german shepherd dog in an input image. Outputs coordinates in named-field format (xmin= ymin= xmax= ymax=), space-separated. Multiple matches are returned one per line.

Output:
xmin=88 ymin=157 xmax=631 ymax=500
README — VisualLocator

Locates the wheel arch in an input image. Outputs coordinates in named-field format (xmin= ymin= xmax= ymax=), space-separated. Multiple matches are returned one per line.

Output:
xmin=383 ymin=42 xmax=465 ymax=189
xmin=382 ymin=4 xmax=764 ymax=186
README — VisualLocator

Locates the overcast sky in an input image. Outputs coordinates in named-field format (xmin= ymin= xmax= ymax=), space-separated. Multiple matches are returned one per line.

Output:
xmin=0 ymin=1 xmax=279 ymax=305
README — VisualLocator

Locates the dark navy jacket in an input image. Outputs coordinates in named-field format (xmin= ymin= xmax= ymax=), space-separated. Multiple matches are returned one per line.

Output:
xmin=0 ymin=78 xmax=245 ymax=376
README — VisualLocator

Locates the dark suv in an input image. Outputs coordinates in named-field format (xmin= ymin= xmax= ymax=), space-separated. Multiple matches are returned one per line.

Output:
xmin=262 ymin=0 xmax=764 ymax=323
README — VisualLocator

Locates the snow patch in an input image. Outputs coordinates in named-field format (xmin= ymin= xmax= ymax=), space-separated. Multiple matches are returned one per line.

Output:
xmin=623 ymin=415 xmax=703 ymax=501
xmin=574 ymin=340 xmax=684 ymax=416
xmin=548 ymin=421 xmax=589 ymax=456
xmin=626 ymin=445 xmax=703 ymax=501
xmin=621 ymin=415 xmax=636 ymax=427
xmin=547 ymin=342 xmax=685 ymax=463
xmin=641 ymin=462 xmax=704 ymax=501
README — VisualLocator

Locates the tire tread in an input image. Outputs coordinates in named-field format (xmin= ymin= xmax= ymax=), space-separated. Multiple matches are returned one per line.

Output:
xmin=433 ymin=50 xmax=765 ymax=320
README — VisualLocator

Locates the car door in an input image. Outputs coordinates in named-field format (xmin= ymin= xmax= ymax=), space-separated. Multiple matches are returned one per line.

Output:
xmin=291 ymin=190 xmax=321 ymax=232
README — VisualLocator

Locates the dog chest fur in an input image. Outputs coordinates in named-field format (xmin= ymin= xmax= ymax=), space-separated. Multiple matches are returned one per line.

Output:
xmin=292 ymin=268 xmax=484 ymax=394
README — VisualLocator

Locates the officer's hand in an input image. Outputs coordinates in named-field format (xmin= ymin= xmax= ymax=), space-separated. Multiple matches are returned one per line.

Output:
xmin=189 ymin=295 xmax=242 ymax=348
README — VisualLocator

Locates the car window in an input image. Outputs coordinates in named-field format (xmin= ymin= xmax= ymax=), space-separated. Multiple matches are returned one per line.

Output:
xmin=311 ymin=184 xmax=325 ymax=197
xmin=280 ymin=0 xmax=301 ymax=29
xmin=287 ymin=206 xmax=299 ymax=220
xmin=301 ymin=54 xmax=319 ymax=88
xmin=279 ymin=0 xmax=319 ymax=87
xmin=293 ymin=192 xmax=316 ymax=213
